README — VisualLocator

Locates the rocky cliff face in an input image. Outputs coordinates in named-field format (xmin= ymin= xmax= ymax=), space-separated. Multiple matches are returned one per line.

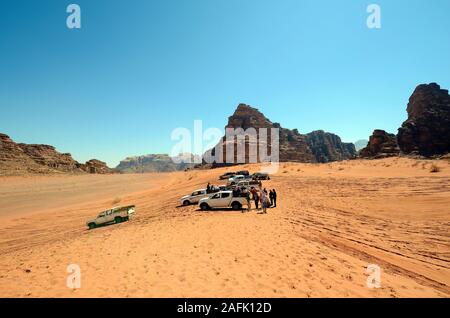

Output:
xmin=116 ymin=154 xmax=199 ymax=173
xmin=0 ymin=133 xmax=113 ymax=175
xmin=397 ymin=83 xmax=450 ymax=156
xmin=17 ymin=143 xmax=80 ymax=172
xmin=359 ymin=130 xmax=400 ymax=159
xmin=305 ymin=130 xmax=356 ymax=163
xmin=203 ymin=104 xmax=356 ymax=165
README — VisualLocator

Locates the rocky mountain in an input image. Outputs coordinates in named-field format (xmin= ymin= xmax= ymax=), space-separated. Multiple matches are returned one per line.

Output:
xmin=306 ymin=130 xmax=356 ymax=163
xmin=359 ymin=130 xmax=400 ymax=159
xmin=397 ymin=83 xmax=450 ymax=156
xmin=203 ymin=104 xmax=356 ymax=166
xmin=0 ymin=133 xmax=113 ymax=176
xmin=354 ymin=139 xmax=369 ymax=152
xmin=360 ymin=83 xmax=450 ymax=159
xmin=116 ymin=153 xmax=199 ymax=173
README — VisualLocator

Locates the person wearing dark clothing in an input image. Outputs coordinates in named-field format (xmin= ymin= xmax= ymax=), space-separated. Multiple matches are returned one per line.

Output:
xmin=206 ymin=183 xmax=211 ymax=193
xmin=272 ymin=189 xmax=277 ymax=207
xmin=250 ymin=187 xmax=259 ymax=210
xmin=269 ymin=190 xmax=274 ymax=207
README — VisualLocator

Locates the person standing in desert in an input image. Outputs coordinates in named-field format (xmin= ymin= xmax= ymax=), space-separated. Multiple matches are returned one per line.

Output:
xmin=244 ymin=188 xmax=251 ymax=212
xmin=261 ymin=189 xmax=269 ymax=214
xmin=251 ymin=187 xmax=259 ymax=210
xmin=272 ymin=189 xmax=277 ymax=207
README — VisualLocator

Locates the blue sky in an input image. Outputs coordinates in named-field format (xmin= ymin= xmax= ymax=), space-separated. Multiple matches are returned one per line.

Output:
xmin=1 ymin=0 xmax=449 ymax=167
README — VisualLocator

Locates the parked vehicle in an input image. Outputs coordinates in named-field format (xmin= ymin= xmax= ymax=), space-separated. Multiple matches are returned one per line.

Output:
xmin=252 ymin=172 xmax=271 ymax=180
xmin=180 ymin=189 xmax=210 ymax=206
xmin=198 ymin=191 xmax=247 ymax=211
xmin=219 ymin=172 xmax=236 ymax=180
xmin=86 ymin=205 xmax=135 ymax=229
xmin=235 ymin=180 xmax=261 ymax=189
xmin=227 ymin=174 xmax=246 ymax=185
xmin=236 ymin=170 xmax=250 ymax=177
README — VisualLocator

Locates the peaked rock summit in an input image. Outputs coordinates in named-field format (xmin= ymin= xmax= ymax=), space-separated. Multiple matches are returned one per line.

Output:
xmin=397 ymin=83 xmax=450 ymax=156
xmin=204 ymin=104 xmax=356 ymax=165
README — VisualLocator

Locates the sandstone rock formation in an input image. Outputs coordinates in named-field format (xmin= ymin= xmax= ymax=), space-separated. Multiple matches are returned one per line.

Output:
xmin=397 ymin=83 xmax=450 ymax=156
xmin=80 ymin=159 xmax=114 ymax=174
xmin=0 ymin=133 xmax=113 ymax=175
xmin=306 ymin=130 xmax=356 ymax=163
xmin=116 ymin=153 xmax=199 ymax=173
xmin=359 ymin=130 xmax=400 ymax=158
xmin=203 ymin=104 xmax=356 ymax=165
xmin=18 ymin=143 xmax=80 ymax=172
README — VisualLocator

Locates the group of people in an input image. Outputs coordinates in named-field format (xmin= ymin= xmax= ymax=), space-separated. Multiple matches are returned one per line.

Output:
xmin=206 ymin=183 xmax=220 ymax=194
xmin=245 ymin=187 xmax=277 ymax=214
xmin=205 ymin=182 xmax=278 ymax=214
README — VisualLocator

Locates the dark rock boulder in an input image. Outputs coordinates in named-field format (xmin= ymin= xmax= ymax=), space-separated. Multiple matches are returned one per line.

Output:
xmin=359 ymin=130 xmax=400 ymax=158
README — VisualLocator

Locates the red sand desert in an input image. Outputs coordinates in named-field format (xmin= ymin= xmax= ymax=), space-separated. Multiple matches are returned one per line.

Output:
xmin=0 ymin=157 xmax=449 ymax=297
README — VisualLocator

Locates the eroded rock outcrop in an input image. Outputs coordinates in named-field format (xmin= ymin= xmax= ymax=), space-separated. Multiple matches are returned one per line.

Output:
xmin=203 ymin=104 xmax=355 ymax=165
xmin=0 ymin=133 xmax=113 ymax=175
xmin=80 ymin=159 xmax=114 ymax=174
xmin=306 ymin=130 xmax=356 ymax=163
xmin=397 ymin=83 xmax=450 ymax=156
xmin=359 ymin=130 xmax=400 ymax=158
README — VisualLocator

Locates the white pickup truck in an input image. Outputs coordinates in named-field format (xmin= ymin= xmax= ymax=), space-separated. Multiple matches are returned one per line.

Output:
xmin=86 ymin=205 xmax=135 ymax=229
xmin=227 ymin=175 xmax=246 ymax=186
xmin=198 ymin=191 xmax=247 ymax=211
xmin=180 ymin=189 xmax=210 ymax=206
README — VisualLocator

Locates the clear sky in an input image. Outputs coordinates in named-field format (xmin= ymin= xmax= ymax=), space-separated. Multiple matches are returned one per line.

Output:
xmin=1 ymin=0 xmax=449 ymax=167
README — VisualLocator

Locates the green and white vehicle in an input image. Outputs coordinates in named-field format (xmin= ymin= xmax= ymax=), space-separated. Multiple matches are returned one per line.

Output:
xmin=86 ymin=205 xmax=135 ymax=229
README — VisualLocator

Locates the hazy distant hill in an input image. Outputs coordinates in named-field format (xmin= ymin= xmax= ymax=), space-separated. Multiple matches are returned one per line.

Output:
xmin=116 ymin=153 xmax=200 ymax=173
xmin=354 ymin=140 xmax=369 ymax=152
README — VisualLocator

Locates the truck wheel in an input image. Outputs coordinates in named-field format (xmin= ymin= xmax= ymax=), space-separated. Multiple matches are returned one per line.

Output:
xmin=183 ymin=200 xmax=190 ymax=206
xmin=115 ymin=216 xmax=123 ymax=224
xmin=231 ymin=202 xmax=242 ymax=210
xmin=200 ymin=203 xmax=210 ymax=211
xmin=88 ymin=223 xmax=96 ymax=230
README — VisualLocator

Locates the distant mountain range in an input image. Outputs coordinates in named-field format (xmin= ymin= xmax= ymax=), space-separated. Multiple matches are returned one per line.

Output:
xmin=115 ymin=154 xmax=200 ymax=173
xmin=2 ymin=82 xmax=448 ymax=175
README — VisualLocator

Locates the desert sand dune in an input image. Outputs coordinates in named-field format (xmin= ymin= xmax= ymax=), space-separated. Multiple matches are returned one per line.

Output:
xmin=0 ymin=157 xmax=449 ymax=297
